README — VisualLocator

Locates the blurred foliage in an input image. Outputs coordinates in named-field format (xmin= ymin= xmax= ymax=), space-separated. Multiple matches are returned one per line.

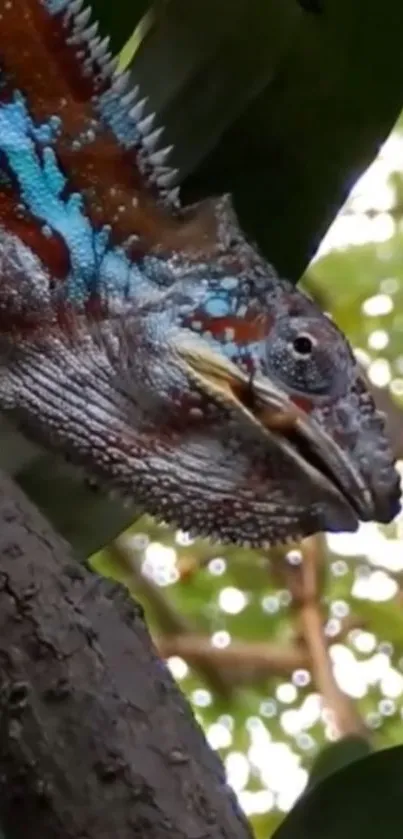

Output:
xmin=90 ymin=114 xmax=403 ymax=837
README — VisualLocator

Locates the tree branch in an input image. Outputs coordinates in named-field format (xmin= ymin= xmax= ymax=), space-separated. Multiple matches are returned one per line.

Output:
xmin=0 ymin=470 xmax=252 ymax=839
xmin=157 ymin=634 xmax=312 ymax=679
xmin=155 ymin=613 xmax=364 ymax=683
xmin=274 ymin=537 xmax=369 ymax=740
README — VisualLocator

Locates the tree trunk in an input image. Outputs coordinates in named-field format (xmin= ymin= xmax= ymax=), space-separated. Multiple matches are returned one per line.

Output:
xmin=0 ymin=470 xmax=252 ymax=839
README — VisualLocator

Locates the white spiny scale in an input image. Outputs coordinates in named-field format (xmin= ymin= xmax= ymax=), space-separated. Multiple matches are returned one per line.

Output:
xmin=138 ymin=113 xmax=156 ymax=135
xmin=155 ymin=164 xmax=172 ymax=175
xmin=88 ymin=34 xmax=101 ymax=51
xmin=64 ymin=3 xmax=180 ymax=211
xmin=148 ymin=145 xmax=174 ymax=167
xmin=111 ymin=69 xmax=131 ymax=95
xmin=121 ymin=87 xmax=139 ymax=108
xmin=81 ymin=56 xmax=94 ymax=75
xmin=168 ymin=186 xmax=181 ymax=205
xmin=101 ymin=56 xmax=118 ymax=77
xmin=90 ymin=39 xmax=111 ymax=66
xmin=130 ymin=85 xmax=140 ymax=101
xmin=142 ymin=126 xmax=164 ymax=151
xmin=156 ymin=168 xmax=178 ymax=187
xmin=152 ymin=167 xmax=173 ymax=186
xmin=130 ymin=97 xmax=148 ymax=121
xmin=82 ymin=39 xmax=104 ymax=73
xmin=66 ymin=32 xmax=81 ymax=46
xmin=81 ymin=22 xmax=99 ymax=43
xmin=68 ymin=0 xmax=85 ymax=15
xmin=75 ymin=21 xmax=99 ymax=43
xmin=73 ymin=6 xmax=92 ymax=30
xmin=158 ymin=187 xmax=181 ymax=209
xmin=96 ymin=35 xmax=111 ymax=57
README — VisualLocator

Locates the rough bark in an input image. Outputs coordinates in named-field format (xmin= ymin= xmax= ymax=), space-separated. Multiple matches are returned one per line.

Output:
xmin=0 ymin=470 xmax=252 ymax=839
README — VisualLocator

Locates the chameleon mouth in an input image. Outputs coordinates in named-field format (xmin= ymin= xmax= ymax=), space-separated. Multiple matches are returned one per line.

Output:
xmin=253 ymin=382 xmax=372 ymax=522
xmin=176 ymin=339 xmax=373 ymax=524
xmin=275 ymin=425 xmax=368 ymax=520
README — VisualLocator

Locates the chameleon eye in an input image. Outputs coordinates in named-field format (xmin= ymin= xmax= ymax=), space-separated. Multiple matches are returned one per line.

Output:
xmin=292 ymin=333 xmax=316 ymax=357
xmin=264 ymin=316 xmax=350 ymax=398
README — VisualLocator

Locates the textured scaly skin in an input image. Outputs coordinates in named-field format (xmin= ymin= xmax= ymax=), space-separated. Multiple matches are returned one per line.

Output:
xmin=0 ymin=0 xmax=400 ymax=547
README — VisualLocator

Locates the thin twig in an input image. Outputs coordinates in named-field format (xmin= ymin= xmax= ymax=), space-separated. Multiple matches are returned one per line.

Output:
xmin=276 ymin=536 xmax=369 ymax=739
xmin=155 ymin=613 xmax=364 ymax=682
xmin=156 ymin=635 xmax=312 ymax=679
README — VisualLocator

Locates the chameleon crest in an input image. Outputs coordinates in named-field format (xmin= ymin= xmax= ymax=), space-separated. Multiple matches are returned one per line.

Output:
xmin=0 ymin=0 xmax=400 ymax=547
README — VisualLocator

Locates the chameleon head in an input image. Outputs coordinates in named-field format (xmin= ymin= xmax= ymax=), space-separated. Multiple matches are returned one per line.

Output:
xmin=165 ymin=275 xmax=401 ymax=544
xmin=1 ymin=228 xmax=400 ymax=546
xmin=3 ymin=259 xmax=400 ymax=548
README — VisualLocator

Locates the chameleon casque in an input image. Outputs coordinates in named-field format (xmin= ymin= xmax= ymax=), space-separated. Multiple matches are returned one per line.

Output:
xmin=0 ymin=0 xmax=400 ymax=548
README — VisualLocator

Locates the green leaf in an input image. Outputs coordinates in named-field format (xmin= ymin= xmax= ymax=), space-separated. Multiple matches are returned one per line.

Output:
xmin=92 ymin=0 xmax=148 ymax=52
xmin=274 ymin=745 xmax=403 ymax=839
xmin=306 ymin=735 xmax=373 ymax=791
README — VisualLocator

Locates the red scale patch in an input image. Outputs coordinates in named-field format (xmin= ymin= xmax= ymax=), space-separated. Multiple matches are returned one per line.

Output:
xmin=186 ymin=311 xmax=274 ymax=346
xmin=289 ymin=394 xmax=315 ymax=415
xmin=0 ymin=0 xmax=183 ymax=259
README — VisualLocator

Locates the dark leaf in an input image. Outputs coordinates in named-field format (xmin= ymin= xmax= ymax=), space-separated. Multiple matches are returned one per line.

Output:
xmin=306 ymin=735 xmax=373 ymax=791
xmin=133 ymin=0 xmax=403 ymax=279
xmin=274 ymin=745 xmax=403 ymax=839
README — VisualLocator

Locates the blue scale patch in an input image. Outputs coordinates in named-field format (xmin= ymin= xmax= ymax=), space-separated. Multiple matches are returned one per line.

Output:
xmin=187 ymin=281 xmax=248 ymax=326
xmin=203 ymin=295 xmax=231 ymax=318
xmin=96 ymin=88 xmax=141 ymax=151
xmin=43 ymin=0 xmax=71 ymax=14
xmin=175 ymin=271 xmax=269 ymax=369
xmin=0 ymin=91 xmax=167 ymax=307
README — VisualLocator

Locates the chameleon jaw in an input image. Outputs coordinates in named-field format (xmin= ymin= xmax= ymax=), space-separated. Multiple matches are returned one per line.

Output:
xmin=176 ymin=340 xmax=375 ymax=526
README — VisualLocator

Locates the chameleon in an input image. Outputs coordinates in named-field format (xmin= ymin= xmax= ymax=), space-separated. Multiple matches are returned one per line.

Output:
xmin=0 ymin=0 xmax=400 ymax=549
